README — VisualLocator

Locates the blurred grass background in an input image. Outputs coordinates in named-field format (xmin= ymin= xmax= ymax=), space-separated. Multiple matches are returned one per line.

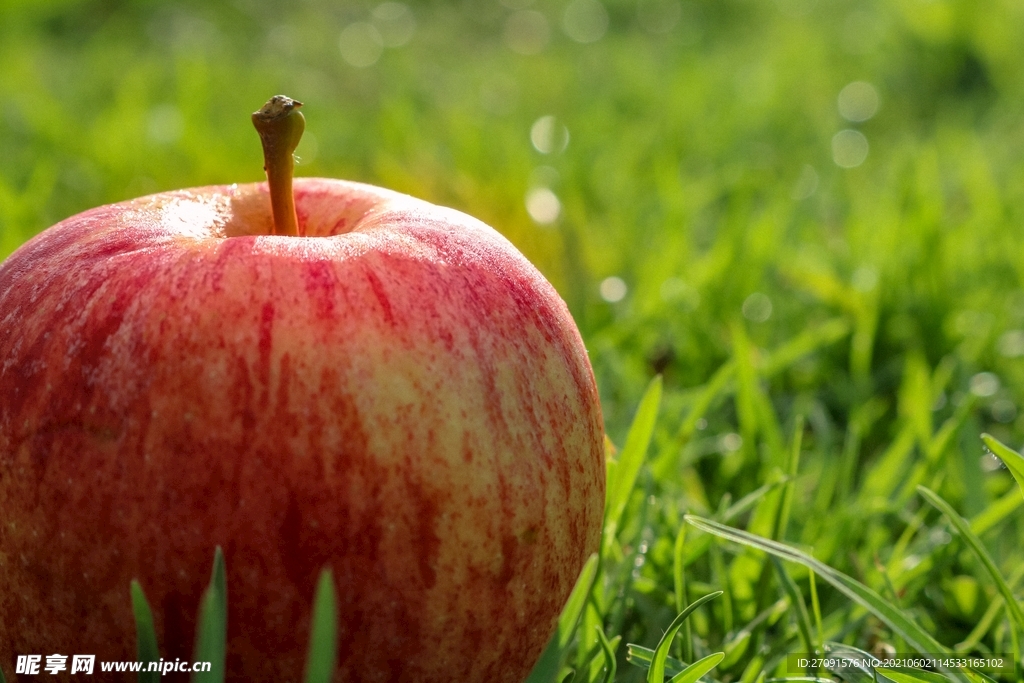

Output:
xmin=4 ymin=0 xmax=1024 ymax=435
xmin=4 ymin=0 xmax=1024 ymax=679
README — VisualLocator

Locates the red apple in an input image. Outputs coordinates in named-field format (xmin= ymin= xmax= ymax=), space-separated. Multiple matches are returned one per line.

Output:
xmin=0 ymin=99 xmax=604 ymax=682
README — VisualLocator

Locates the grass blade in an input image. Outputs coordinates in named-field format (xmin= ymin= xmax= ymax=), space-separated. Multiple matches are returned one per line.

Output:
xmin=626 ymin=645 xmax=687 ymax=679
xmin=970 ymin=488 xmax=1023 ymax=536
xmin=674 ymin=362 xmax=734 ymax=445
xmin=670 ymin=318 xmax=848 ymax=453
xmin=770 ymin=557 xmax=814 ymax=653
xmin=524 ymin=621 xmax=565 ymax=683
xmin=131 ymin=580 xmax=160 ymax=683
xmin=683 ymin=516 xmax=969 ymax=682
xmin=774 ymin=415 xmax=804 ymax=542
xmin=822 ymin=642 xmax=877 ymax=683
xmin=859 ymin=425 xmax=916 ymax=505
xmin=724 ymin=478 xmax=791 ymax=523
xmin=760 ymin=318 xmax=851 ymax=378
xmin=526 ymin=553 xmax=599 ymax=683
xmin=673 ymin=520 xmax=688 ymax=615
xmin=925 ymin=395 xmax=975 ymax=462
xmin=559 ymin=553 xmax=599 ymax=649
xmin=956 ymin=565 xmax=1024 ymax=651
xmin=647 ymin=591 xmax=722 ymax=683
xmin=673 ymin=523 xmax=693 ymax=664
xmin=680 ymin=478 xmax=791 ymax=569
xmin=808 ymin=570 xmax=822 ymax=648
xmin=917 ymin=486 xmax=1024 ymax=636
xmin=596 ymin=627 xmax=619 ymax=683
xmin=981 ymin=433 xmax=1024 ymax=501
xmin=192 ymin=547 xmax=227 ymax=683
xmin=876 ymin=668 xmax=948 ymax=683
xmin=304 ymin=569 xmax=337 ymax=683
xmin=605 ymin=376 xmax=662 ymax=551
xmin=668 ymin=652 xmax=725 ymax=683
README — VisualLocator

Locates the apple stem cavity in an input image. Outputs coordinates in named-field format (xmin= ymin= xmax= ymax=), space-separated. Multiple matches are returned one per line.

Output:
xmin=252 ymin=95 xmax=306 ymax=237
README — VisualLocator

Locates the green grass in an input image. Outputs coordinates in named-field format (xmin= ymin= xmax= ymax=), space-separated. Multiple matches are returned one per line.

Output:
xmin=3 ymin=0 xmax=1024 ymax=681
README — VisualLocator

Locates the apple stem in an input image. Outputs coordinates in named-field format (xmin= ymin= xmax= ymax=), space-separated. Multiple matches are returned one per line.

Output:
xmin=252 ymin=96 xmax=305 ymax=237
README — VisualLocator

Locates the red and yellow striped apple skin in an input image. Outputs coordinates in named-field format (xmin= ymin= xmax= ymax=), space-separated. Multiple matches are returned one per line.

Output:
xmin=0 ymin=178 xmax=604 ymax=682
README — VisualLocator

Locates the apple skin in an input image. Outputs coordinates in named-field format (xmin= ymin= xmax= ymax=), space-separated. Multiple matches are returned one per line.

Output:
xmin=0 ymin=178 xmax=604 ymax=682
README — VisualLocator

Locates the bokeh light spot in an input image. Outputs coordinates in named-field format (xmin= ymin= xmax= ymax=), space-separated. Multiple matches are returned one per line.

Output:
xmin=721 ymin=433 xmax=743 ymax=452
xmin=526 ymin=187 xmax=561 ymax=224
xmin=970 ymin=372 xmax=1000 ymax=397
xmin=339 ymin=22 xmax=384 ymax=67
xmin=531 ymin=115 xmax=569 ymax=154
xmin=372 ymin=3 xmax=416 ymax=48
xmin=997 ymin=330 xmax=1024 ymax=358
xmin=838 ymin=81 xmax=879 ymax=121
xmin=562 ymin=0 xmax=608 ymax=43
xmin=742 ymin=292 xmax=772 ymax=322
xmin=832 ymin=129 xmax=868 ymax=168
xmin=600 ymin=276 xmax=628 ymax=302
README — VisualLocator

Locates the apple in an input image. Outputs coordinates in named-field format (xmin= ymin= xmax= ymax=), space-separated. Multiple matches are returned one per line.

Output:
xmin=0 ymin=97 xmax=604 ymax=682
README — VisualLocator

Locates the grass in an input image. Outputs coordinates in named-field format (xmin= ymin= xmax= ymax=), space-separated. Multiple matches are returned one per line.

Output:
xmin=3 ymin=0 xmax=1024 ymax=681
